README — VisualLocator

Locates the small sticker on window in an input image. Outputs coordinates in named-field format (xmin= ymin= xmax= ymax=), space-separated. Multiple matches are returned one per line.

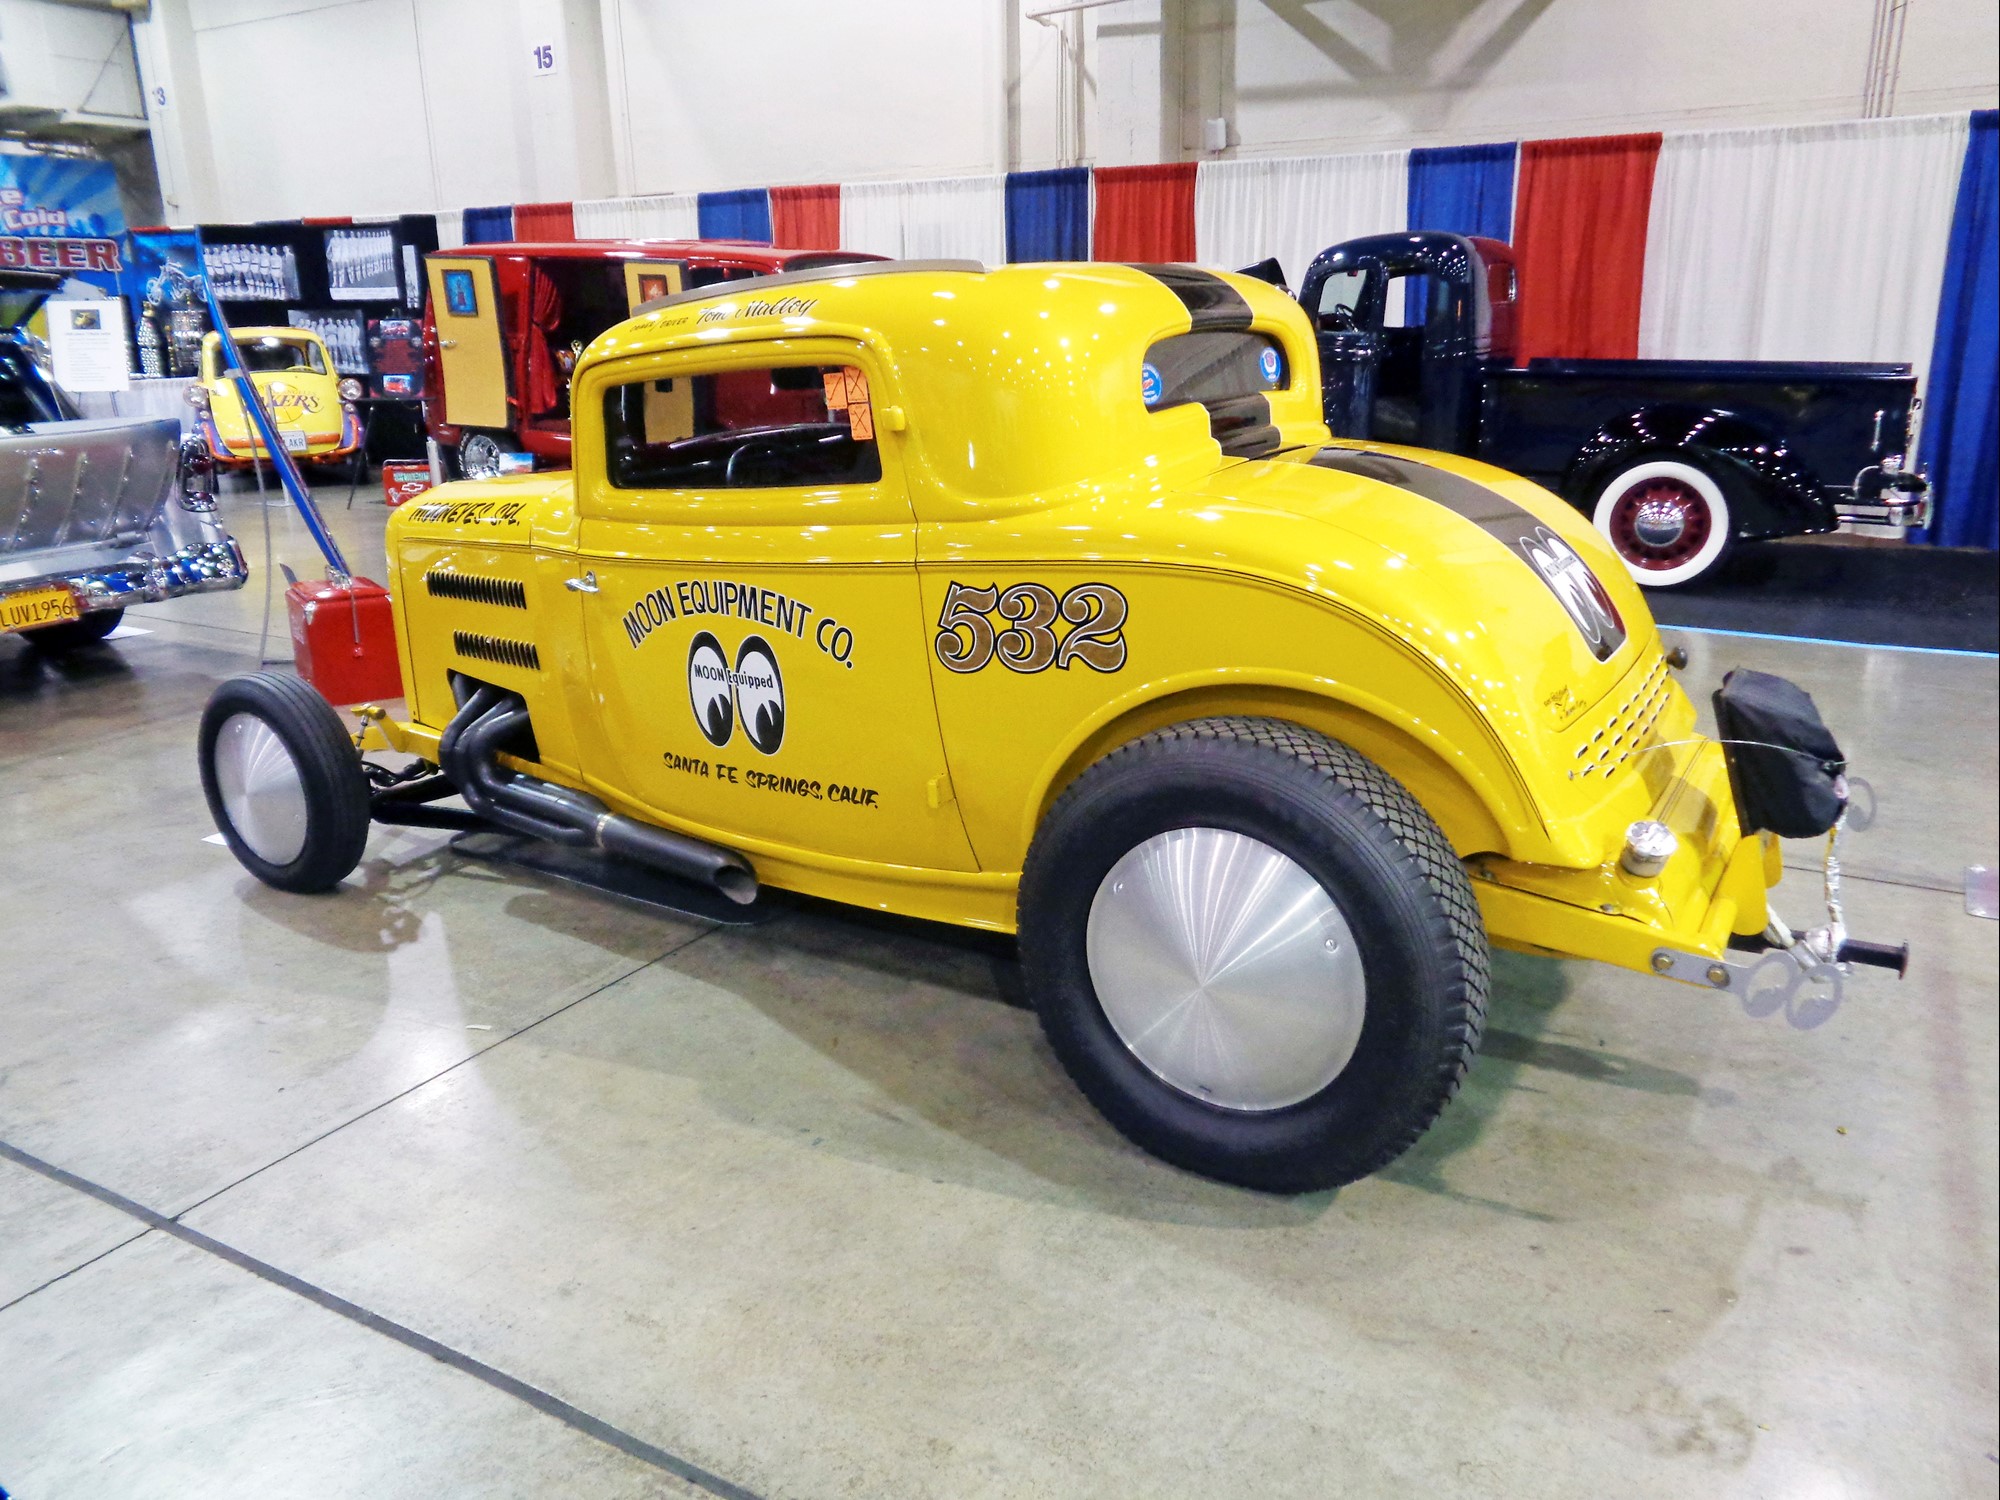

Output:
xmin=1140 ymin=362 xmax=1163 ymax=405
xmin=1259 ymin=345 xmax=1281 ymax=384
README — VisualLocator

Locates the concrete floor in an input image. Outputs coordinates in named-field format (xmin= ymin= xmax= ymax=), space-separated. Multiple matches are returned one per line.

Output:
xmin=1 ymin=480 xmax=1995 ymax=1500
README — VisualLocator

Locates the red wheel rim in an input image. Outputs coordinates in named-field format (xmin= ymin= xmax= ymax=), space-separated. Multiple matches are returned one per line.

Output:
xmin=1608 ymin=478 xmax=1712 ymax=570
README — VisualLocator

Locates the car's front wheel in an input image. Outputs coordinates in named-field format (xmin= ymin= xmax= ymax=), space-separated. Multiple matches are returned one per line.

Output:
xmin=1590 ymin=455 xmax=1734 ymax=587
xmin=198 ymin=673 xmax=370 ymax=893
xmin=1018 ymin=718 xmax=1489 ymax=1192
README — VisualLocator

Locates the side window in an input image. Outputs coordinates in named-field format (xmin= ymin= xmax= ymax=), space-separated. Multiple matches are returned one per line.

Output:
xmin=602 ymin=362 xmax=884 ymax=491
xmin=1387 ymin=271 xmax=1445 ymax=330
xmin=1488 ymin=262 xmax=1517 ymax=305
xmin=1316 ymin=269 xmax=1369 ymax=330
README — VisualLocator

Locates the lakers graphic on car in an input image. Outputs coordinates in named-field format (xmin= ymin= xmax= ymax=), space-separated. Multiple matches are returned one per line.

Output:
xmin=198 ymin=259 xmax=1905 ymax=1192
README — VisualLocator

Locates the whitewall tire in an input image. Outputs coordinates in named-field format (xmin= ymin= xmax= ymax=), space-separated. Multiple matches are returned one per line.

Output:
xmin=1591 ymin=458 xmax=1733 ymax=588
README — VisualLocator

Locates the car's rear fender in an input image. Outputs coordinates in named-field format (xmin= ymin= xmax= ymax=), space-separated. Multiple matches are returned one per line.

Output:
xmin=1028 ymin=675 xmax=1533 ymax=868
xmin=1563 ymin=405 xmax=1835 ymax=540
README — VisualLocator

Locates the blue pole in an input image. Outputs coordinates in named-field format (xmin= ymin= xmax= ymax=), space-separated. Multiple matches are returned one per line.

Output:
xmin=199 ymin=282 xmax=353 ymax=579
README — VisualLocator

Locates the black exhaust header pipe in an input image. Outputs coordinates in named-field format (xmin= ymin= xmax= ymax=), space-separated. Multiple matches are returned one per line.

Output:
xmin=438 ymin=684 xmax=758 ymax=904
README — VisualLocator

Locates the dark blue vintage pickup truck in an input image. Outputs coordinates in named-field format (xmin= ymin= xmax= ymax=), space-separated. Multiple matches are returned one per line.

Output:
xmin=1289 ymin=232 xmax=1932 ymax=587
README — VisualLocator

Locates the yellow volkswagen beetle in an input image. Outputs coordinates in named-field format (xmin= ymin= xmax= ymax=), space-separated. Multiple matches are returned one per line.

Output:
xmin=195 ymin=261 xmax=1899 ymax=1191
xmin=190 ymin=327 xmax=362 ymax=468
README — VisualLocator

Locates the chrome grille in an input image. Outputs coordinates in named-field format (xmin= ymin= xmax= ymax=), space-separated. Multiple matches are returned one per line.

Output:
xmin=425 ymin=569 xmax=527 ymax=609
xmin=453 ymin=630 xmax=540 ymax=671
xmin=1574 ymin=655 xmax=1671 ymax=779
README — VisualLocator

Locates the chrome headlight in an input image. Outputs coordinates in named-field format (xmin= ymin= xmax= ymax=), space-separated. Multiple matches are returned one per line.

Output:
xmin=338 ymin=377 xmax=364 ymax=402
xmin=184 ymin=383 xmax=211 ymax=409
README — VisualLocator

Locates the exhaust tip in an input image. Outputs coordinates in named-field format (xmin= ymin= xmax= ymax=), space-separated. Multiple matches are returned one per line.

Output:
xmin=715 ymin=865 xmax=760 ymax=906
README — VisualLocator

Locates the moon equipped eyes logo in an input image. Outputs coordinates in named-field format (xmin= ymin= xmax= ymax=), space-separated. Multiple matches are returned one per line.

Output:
xmin=688 ymin=632 xmax=786 ymax=754
xmin=1515 ymin=526 xmax=1626 ymax=662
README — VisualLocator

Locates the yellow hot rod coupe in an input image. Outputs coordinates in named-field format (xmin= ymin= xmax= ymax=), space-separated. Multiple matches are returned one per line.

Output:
xmin=197 ymin=260 xmax=1901 ymax=1191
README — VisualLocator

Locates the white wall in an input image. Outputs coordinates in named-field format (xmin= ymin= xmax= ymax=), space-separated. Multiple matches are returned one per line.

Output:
xmin=1195 ymin=0 xmax=2000 ymax=157
xmin=132 ymin=0 xmax=1998 ymax=225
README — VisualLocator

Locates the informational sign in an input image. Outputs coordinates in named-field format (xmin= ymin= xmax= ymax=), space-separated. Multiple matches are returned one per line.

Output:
xmin=45 ymin=298 xmax=130 ymax=392
xmin=528 ymin=38 xmax=560 ymax=79
xmin=0 ymin=153 xmax=127 ymax=297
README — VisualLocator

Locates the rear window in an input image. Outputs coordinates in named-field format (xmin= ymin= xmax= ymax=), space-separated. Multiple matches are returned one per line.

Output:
xmin=602 ymin=362 xmax=882 ymax=491
xmin=1141 ymin=331 xmax=1287 ymax=412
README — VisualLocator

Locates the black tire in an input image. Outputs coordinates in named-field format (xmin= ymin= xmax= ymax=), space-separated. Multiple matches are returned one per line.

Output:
xmin=22 ymin=608 xmax=123 ymax=652
xmin=198 ymin=672 xmax=369 ymax=894
xmin=1019 ymin=717 xmax=1489 ymax=1192
xmin=454 ymin=430 xmax=514 ymax=480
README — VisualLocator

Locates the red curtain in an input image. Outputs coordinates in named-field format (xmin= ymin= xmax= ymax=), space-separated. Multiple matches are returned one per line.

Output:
xmin=512 ymin=200 xmax=576 ymax=242
xmin=769 ymin=184 xmax=842 ymax=250
xmin=1092 ymin=163 xmax=1197 ymax=262
xmin=522 ymin=274 xmax=565 ymax=415
xmin=1512 ymin=134 xmax=1661 ymax=361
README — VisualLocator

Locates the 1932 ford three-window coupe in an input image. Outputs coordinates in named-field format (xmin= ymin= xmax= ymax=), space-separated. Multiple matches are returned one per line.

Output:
xmin=198 ymin=260 xmax=1898 ymax=1191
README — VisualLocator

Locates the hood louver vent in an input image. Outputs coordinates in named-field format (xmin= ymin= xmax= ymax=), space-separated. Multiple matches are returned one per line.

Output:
xmin=426 ymin=569 xmax=527 ymax=609
xmin=454 ymin=631 xmax=541 ymax=671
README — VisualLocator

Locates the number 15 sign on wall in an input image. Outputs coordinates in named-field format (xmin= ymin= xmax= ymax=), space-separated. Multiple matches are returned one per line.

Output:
xmin=528 ymin=39 xmax=560 ymax=79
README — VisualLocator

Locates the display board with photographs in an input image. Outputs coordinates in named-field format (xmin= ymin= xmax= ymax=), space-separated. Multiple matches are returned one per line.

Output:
xmin=287 ymin=308 xmax=369 ymax=376
xmin=325 ymin=227 xmax=401 ymax=302
xmin=207 ymin=241 xmax=301 ymax=302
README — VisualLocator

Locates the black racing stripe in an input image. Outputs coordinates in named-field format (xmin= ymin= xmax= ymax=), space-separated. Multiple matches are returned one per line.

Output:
xmin=1309 ymin=447 xmax=1628 ymax=662
xmin=1128 ymin=264 xmax=1255 ymax=332
xmin=1309 ymin=448 xmax=1527 ymax=537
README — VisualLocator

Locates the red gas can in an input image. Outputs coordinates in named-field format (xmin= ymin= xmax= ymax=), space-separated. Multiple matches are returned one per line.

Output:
xmin=286 ymin=577 xmax=404 ymax=706
xmin=381 ymin=461 xmax=433 ymax=507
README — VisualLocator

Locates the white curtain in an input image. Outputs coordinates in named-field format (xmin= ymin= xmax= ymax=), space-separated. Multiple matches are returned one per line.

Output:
xmin=572 ymin=193 xmax=702 ymax=241
xmin=838 ymin=176 xmax=1007 ymax=265
xmin=1639 ymin=114 xmax=1969 ymax=392
xmin=433 ymin=213 xmax=464 ymax=251
xmin=1194 ymin=151 xmax=1409 ymax=293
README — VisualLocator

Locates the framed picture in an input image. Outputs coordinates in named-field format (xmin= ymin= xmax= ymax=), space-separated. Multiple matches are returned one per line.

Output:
xmin=636 ymin=273 xmax=673 ymax=304
xmin=442 ymin=269 xmax=478 ymax=318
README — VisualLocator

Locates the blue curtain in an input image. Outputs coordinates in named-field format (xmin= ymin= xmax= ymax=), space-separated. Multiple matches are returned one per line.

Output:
xmin=1917 ymin=111 xmax=1998 ymax=550
xmin=1407 ymin=144 xmax=1518 ymax=242
xmin=698 ymin=189 xmax=773 ymax=243
xmin=461 ymin=205 xmax=513 ymax=244
xmin=1005 ymin=168 xmax=1091 ymax=261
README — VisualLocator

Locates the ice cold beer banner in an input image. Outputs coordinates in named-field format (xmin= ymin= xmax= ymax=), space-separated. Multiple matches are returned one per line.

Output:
xmin=0 ymin=154 xmax=126 ymax=296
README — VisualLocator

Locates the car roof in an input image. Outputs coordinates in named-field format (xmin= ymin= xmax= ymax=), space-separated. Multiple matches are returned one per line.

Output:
xmin=582 ymin=259 xmax=1329 ymax=508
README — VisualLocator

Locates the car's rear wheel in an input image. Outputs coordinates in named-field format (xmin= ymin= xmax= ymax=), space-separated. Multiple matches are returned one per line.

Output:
xmin=198 ymin=673 xmax=369 ymax=893
xmin=1019 ymin=717 xmax=1489 ymax=1192
xmin=1591 ymin=456 xmax=1733 ymax=588
xmin=20 ymin=608 xmax=123 ymax=652
xmin=454 ymin=430 xmax=512 ymax=480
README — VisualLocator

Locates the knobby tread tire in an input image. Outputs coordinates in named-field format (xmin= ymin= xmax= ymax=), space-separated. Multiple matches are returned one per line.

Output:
xmin=198 ymin=672 xmax=370 ymax=894
xmin=1020 ymin=715 xmax=1491 ymax=1191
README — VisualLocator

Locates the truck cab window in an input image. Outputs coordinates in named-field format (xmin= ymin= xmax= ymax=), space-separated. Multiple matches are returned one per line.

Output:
xmin=603 ymin=363 xmax=883 ymax=491
xmin=1317 ymin=270 xmax=1369 ymax=331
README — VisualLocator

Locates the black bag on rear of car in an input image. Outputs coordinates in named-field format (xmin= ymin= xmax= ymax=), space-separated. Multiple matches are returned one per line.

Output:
xmin=1712 ymin=669 xmax=1848 ymax=838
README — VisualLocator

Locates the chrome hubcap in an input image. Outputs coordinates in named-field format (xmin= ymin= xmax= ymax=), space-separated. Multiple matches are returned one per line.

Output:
xmin=1085 ymin=827 xmax=1367 ymax=1112
xmin=214 ymin=712 xmax=308 ymax=865
xmin=1632 ymin=497 xmax=1689 ymax=547
xmin=459 ymin=434 xmax=503 ymax=480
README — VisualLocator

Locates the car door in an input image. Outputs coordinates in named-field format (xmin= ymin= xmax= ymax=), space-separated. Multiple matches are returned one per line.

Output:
xmin=569 ymin=337 xmax=978 ymax=873
xmin=425 ymin=255 xmax=508 ymax=429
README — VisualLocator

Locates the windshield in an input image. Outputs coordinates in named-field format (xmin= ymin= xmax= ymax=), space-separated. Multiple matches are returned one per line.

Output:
xmin=234 ymin=336 xmax=324 ymax=374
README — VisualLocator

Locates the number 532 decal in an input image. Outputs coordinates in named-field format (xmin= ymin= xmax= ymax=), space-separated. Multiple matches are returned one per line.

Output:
xmin=934 ymin=581 xmax=1129 ymax=675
